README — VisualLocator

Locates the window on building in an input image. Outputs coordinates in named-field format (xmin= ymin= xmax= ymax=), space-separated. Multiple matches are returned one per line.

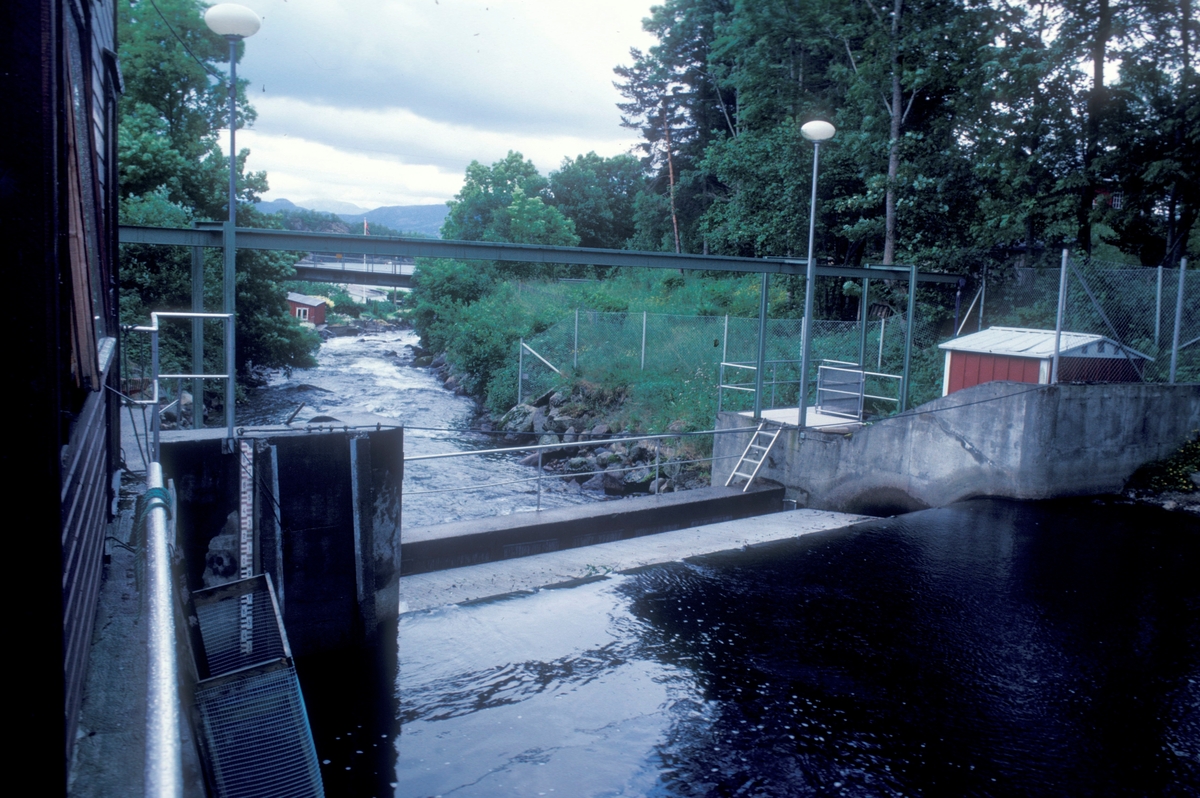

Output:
xmin=297 ymin=307 xmax=308 ymax=320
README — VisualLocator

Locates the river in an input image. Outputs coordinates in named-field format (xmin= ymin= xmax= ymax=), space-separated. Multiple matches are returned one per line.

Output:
xmin=249 ymin=332 xmax=1199 ymax=797
xmin=243 ymin=328 xmax=606 ymax=528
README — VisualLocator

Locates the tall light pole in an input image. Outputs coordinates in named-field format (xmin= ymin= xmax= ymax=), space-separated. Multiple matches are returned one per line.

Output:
xmin=205 ymin=3 xmax=260 ymax=438
xmin=797 ymin=120 xmax=835 ymax=429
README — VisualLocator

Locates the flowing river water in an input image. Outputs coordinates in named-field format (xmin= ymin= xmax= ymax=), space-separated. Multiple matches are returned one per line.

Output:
xmin=247 ymin=333 xmax=1199 ymax=798
xmin=243 ymin=328 xmax=607 ymax=528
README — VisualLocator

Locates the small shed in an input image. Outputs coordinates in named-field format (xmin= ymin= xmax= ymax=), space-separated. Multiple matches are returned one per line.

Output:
xmin=938 ymin=326 xmax=1152 ymax=396
xmin=287 ymin=292 xmax=327 ymax=325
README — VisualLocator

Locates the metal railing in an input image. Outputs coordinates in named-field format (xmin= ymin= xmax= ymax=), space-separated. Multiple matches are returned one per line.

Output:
xmin=717 ymin=359 xmax=802 ymax=414
xmin=405 ymin=427 xmax=756 ymax=516
xmin=145 ymin=463 xmax=184 ymax=798
xmin=718 ymin=359 xmax=902 ymax=419
xmin=129 ymin=311 xmax=234 ymax=459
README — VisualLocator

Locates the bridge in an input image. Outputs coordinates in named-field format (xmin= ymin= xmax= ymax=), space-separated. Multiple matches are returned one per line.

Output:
xmin=117 ymin=225 xmax=963 ymax=288
xmin=292 ymin=252 xmax=416 ymax=288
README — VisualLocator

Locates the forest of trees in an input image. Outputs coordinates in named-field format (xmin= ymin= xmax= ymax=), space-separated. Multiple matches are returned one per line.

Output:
xmin=606 ymin=0 xmax=1197 ymax=270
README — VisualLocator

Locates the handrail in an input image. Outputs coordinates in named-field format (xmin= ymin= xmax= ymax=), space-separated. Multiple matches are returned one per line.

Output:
xmin=144 ymin=463 xmax=182 ymax=798
xmin=129 ymin=312 xmax=235 ymax=458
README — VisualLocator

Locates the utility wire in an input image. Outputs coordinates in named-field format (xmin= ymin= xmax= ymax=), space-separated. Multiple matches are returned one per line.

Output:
xmin=147 ymin=0 xmax=228 ymax=84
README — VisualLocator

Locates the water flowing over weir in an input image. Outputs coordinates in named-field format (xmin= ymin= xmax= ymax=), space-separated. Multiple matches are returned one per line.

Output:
xmin=243 ymin=329 xmax=609 ymax=528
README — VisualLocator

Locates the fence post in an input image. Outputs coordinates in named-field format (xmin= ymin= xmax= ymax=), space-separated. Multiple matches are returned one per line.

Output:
xmin=1171 ymin=258 xmax=1187 ymax=383
xmin=978 ymin=264 xmax=987 ymax=331
xmin=1155 ymin=264 xmax=1164 ymax=348
xmin=1052 ymin=249 xmax=1068 ymax=384
xmin=878 ymin=314 xmax=888 ymax=369
xmin=754 ymin=273 xmax=768 ymax=419
xmin=900 ymin=262 xmax=917 ymax=412
xmin=191 ymin=222 xmax=204 ymax=430
xmin=518 ymin=338 xmax=524 ymax=405
xmin=574 ymin=308 xmax=579 ymax=370
xmin=536 ymin=448 xmax=543 ymax=512
xmin=641 ymin=311 xmax=647 ymax=371
xmin=722 ymin=314 xmax=729 ymax=362
xmin=858 ymin=277 xmax=869 ymax=368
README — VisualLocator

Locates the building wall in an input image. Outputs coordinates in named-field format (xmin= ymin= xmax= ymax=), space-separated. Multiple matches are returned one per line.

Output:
xmin=946 ymin=351 xmax=1043 ymax=394
xmin=3 ymin=0 xmax=120 ymax=781
xmin=714 ymin=382 xmax=1200 ymax=515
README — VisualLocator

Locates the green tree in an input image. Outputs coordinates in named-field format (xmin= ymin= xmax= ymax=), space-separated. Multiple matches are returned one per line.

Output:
xmin=546 ymin=153 xmax=646 ymax=249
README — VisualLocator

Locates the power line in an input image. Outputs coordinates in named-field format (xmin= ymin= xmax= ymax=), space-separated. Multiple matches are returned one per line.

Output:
xmin=147 ymin=0 xmax=228 ymax=84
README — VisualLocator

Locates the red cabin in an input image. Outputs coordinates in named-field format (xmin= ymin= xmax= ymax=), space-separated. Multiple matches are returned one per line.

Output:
xmin=287 ymin=292 xmax=327 ymax=325
xmin=938 ymin=327 xmax=1151 ymax=396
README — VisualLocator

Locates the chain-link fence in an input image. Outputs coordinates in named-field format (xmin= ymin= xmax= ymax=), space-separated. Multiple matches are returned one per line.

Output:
xmin=976 ymin=257 xmax=1197 ymax=384
xmin=513 ymin=255 xmax=1194 ymax=425
xmin=516 ymin=308 xmax=944 ymax=420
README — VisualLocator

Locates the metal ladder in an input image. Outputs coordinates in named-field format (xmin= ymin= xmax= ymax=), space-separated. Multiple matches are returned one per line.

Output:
xmin=725 ymin=422 xmax=782 ymax=492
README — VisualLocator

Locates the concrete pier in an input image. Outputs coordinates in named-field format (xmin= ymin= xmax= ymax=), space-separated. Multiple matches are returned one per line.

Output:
xmin=713 ymin=381 xmax=1200 ymax=514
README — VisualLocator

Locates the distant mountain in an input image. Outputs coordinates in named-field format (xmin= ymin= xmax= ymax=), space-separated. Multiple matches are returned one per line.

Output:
xmin=299 ymin=198 xmax=370 ymax=215
xmin=257 ymin=198 xmax=448 ymax=238
xmin=344 ymin=205 xmax=448 ymax=238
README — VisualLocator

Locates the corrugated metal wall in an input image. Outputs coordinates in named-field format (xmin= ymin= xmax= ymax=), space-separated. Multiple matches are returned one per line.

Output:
xmin=948 ymin=352 xmax=1043 ymax=394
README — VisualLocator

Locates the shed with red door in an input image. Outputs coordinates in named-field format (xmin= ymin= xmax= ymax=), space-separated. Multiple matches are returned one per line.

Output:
xmin=938 ymin=327 xmax=1151 ymax=396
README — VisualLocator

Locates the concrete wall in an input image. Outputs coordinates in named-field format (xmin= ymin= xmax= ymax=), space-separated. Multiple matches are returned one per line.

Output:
xmin=401 ymin=484 xmax=784 ymax=575
xmin=162 ymin=425 xmax=403 ymax=657
xmin=713 ymin=382 xmax=1200 ymax=515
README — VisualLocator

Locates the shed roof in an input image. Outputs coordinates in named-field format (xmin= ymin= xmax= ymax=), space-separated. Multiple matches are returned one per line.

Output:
xmin=287 ymin=292 xmax=326 ymax=307
xmin=938 ymin=326 xmax=1152 ymax=361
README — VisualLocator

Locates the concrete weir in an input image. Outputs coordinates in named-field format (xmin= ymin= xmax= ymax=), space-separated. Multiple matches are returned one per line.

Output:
xmin=713 ymin=381 xmax=1200 ymax=514
xmin=402 ymin=483 xmax=784 ymax=575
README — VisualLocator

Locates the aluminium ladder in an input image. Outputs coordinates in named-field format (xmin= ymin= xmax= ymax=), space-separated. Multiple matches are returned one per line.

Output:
xmin=725 ymin=422 xmax=782 ymax=492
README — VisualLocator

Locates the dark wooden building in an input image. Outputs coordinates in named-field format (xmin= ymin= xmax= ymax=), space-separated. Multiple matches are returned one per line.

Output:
xmin=2 ymin=0 xmax=121 ymax=786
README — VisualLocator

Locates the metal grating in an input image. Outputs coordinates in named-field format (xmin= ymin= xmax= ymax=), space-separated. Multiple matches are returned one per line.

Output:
xmin=195 ymin=579 xmax=289 ymax=677
xmin=195 ymin=665 xmax=324 ymax=798
xmin=192 ymin=575 xmax=324 ymax=797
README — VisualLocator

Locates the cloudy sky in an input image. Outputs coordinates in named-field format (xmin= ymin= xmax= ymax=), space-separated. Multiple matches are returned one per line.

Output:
xmin=230 ymin=0 xmax=658 ymax=211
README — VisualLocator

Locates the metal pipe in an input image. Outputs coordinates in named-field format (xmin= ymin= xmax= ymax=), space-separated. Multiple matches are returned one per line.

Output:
xmin=536 ymin=449 xmax=543 ymax=511
xmin=754 ymin=273 xmax=769 ymax=419
xmin=574 ymin=308 xmax=579 ymax=370
xmin=878 ymin=315 xmax=885 ymax=370
xmin=857 ymin=277 xmax=869 ymax=368
xmin=641 ymin=311 xmax=647 ymax=371
xmin=978 ymin=264 xmax=987 ymax=331
xmin=144 ymin=463 xmax=183 ymax=798
xmin=1170 ymin=258 xmax=1187 ymax=383
xmin=517 ymin=338 xmax=524 ymax=405
xmin=900 ymin=262 xmax=917 ymax=412
xmin=1052 ymin=249 xmax=1068 ymax=384
xmin=1155 ymin=264 xmax=1163 ymax=347
xmin=151 ymin=326 xmax=161 ymax=462
xmin=191 ymin=223 xmax=204 ymax=430
xmin=798 ymin=139 xmax=823 ymax=428
xmin=224 ymin=39 xmax=238 ymax=443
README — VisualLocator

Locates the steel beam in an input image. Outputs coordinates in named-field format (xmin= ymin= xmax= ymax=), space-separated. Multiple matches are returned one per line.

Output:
xmin=119 ymin=225 xmax=962 ymax=283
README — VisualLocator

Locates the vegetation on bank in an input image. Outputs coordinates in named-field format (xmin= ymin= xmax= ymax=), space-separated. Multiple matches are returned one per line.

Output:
xmin=1126 ymin=433 xmax=1200 ymax=496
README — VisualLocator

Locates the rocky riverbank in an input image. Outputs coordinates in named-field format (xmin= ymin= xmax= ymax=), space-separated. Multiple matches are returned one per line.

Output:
xmin=405 ymin=343 xmax=712 ymax=496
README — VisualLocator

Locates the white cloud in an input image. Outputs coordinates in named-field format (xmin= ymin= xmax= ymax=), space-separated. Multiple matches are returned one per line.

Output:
xmin=226 ymin=0 xmax=658 ymax=206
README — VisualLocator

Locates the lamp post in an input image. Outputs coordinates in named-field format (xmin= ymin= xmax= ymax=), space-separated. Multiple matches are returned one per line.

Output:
xmin=797 ymin=120 xmax=835 ymax=429
xmin=205 ymin=3 xmax=260 ymax=440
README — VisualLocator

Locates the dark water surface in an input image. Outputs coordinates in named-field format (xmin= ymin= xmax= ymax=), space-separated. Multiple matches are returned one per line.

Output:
xmin=396 ymin=498 xmax=1199 ymax=797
